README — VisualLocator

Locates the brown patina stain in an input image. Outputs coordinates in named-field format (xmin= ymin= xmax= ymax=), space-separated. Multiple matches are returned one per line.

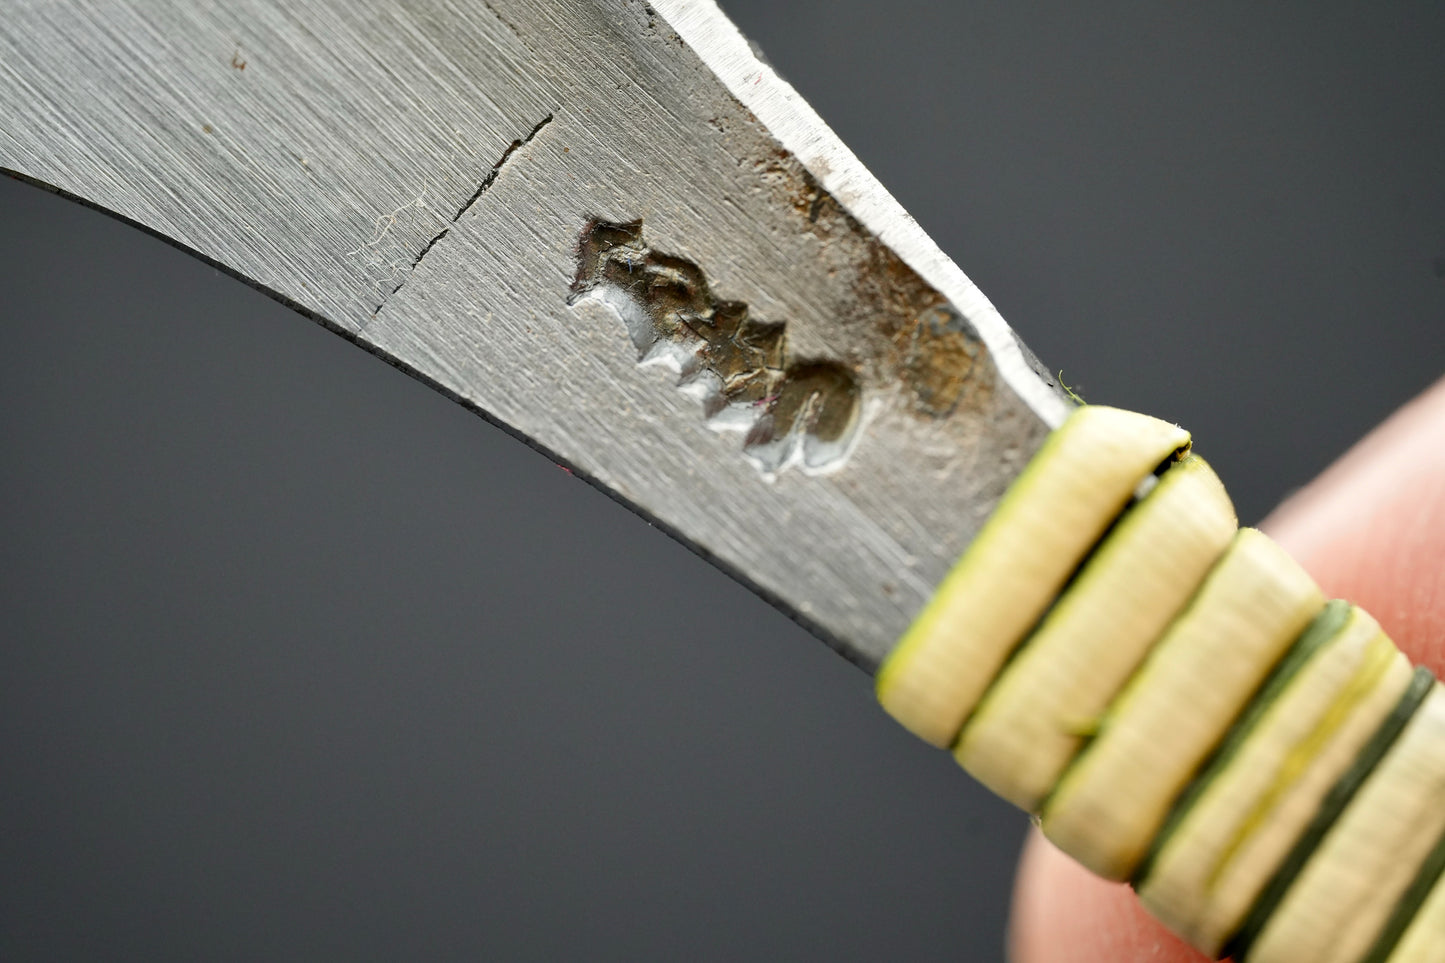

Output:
xmin=571 ymin=218 xmax=862 ymax=475
xmin=892 ymin=305 xmax=982 ymax=418
xmin=774 ymin=159 xmax=994 ymax=420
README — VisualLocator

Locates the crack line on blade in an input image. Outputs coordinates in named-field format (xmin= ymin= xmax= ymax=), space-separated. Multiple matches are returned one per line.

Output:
xmin=366 ymin=111 xmax=554 ymax=322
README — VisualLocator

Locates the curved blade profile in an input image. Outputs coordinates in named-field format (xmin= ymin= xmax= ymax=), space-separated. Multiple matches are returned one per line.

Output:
xmin=0 ymin=0 xmax=1069 ymax=668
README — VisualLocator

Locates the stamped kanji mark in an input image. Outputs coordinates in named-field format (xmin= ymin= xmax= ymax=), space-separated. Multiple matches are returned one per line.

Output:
xmin=570 ymin=218 xmax=862 ymax=476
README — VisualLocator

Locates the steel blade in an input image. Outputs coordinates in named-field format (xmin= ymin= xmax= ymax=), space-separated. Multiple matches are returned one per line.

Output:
xmin=0 ymin=0 xmax=1070 ymax=670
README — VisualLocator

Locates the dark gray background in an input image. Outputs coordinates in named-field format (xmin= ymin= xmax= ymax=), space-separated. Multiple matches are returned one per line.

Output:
xmin=2 ymin=3 xmax=1442 ymax=960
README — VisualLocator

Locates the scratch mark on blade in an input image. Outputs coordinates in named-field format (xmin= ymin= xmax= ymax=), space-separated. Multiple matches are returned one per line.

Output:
xmin=368 ymin=111 xmax=554 ymax=319
xmin=480 ymin=0 xmax=530 ymax=52
xmin=448 ymin=112 xmax=553 ymax=224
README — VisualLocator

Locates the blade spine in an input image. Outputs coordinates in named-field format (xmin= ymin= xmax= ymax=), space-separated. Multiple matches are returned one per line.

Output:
xmin=653 ymin=0 xmax=1071 ymax=430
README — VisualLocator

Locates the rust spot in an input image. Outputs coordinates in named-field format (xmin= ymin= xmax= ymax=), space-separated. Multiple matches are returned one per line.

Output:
xmin=571 ymin=218 xmax=862 ymax=475
xmin=777 ymin=162 xmax=995 ymax=419
xmin=201 ymin=123 xmax=213 ymax=134
xmin=893 ymin=305 xmax=982 ymax=418
xmin=230 ymin=51 xmax=247 ymax=71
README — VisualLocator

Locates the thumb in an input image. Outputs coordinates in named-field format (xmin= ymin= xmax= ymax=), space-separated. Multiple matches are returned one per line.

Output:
xmin=1009 ymin=376 xmax=1445 ymax=963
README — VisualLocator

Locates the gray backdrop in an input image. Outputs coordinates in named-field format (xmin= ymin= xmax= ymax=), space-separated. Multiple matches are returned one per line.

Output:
xmin=2 ymin=3 xmax=1442 ymax=960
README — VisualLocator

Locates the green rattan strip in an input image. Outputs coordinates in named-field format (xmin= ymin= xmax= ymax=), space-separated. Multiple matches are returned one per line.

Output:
xmin=1357 ymin=813 xmax=1445 ymax=963
xmin=1132 ymin=601 xmax=1353 ymax=886
xmin=1225 ymin=666 xmax=1437 ymax=961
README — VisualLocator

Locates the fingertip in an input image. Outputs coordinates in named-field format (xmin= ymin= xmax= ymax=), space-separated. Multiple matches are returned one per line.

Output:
xmin=1263 ymin=374 xmax=1445 ymax=670
xmin=1010 ymin=829 xmax=1206 ymax=963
